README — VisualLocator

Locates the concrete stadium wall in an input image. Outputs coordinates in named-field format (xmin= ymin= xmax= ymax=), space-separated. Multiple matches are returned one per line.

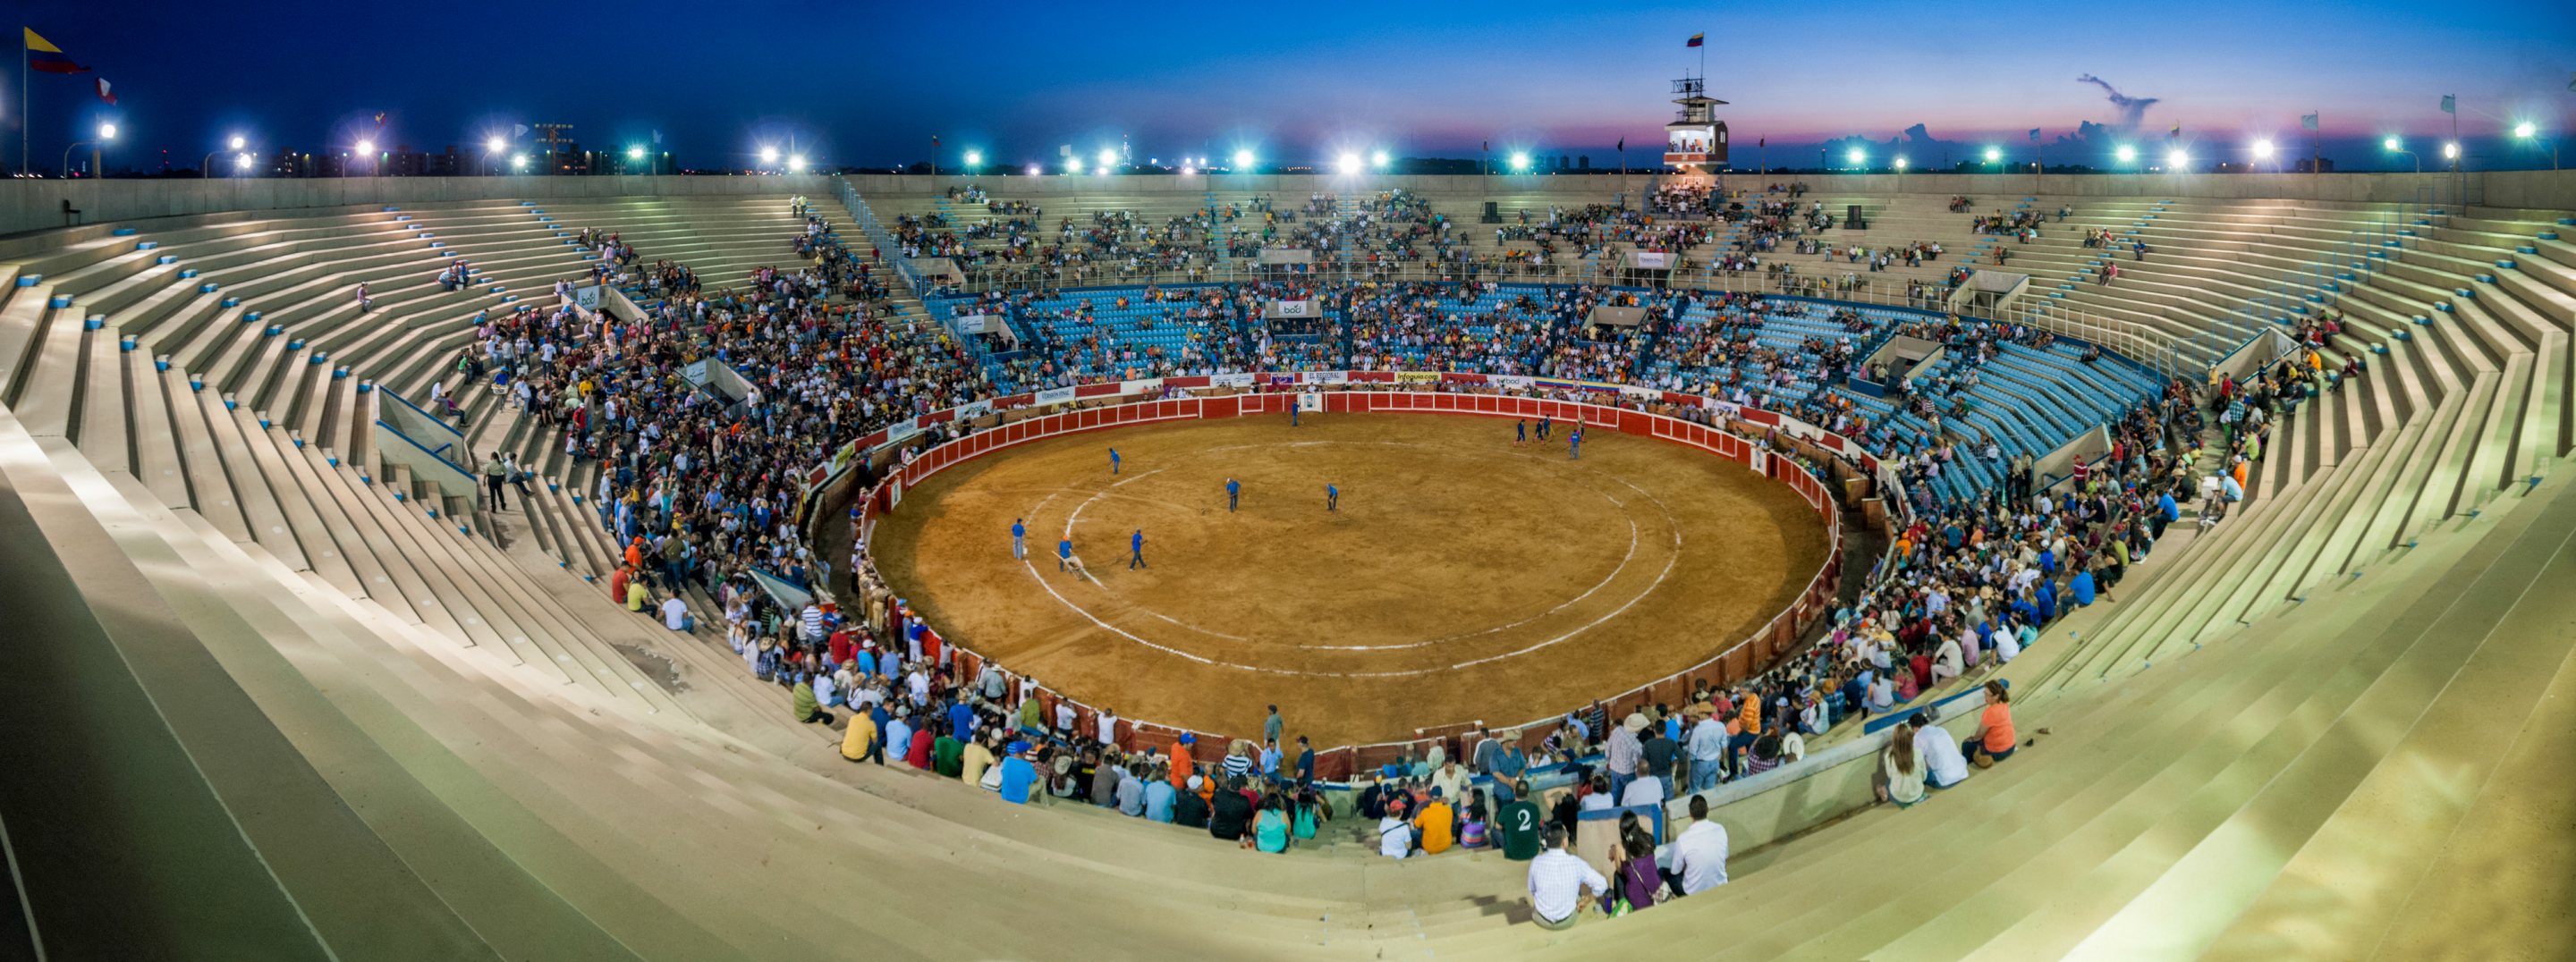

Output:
xmin=0 ymin=173 xmax=827 ymax=240
xmin=840 ymin=169 xmax=2576 ymax=211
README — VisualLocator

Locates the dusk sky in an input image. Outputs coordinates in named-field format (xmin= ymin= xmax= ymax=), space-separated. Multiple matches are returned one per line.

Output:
xmin=21 ymin=0 xmax=2576 ymax=173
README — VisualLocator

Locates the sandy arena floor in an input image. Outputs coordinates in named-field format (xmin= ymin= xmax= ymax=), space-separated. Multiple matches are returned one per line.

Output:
xmin=865 ymin=411 xmax=1827 ymax=747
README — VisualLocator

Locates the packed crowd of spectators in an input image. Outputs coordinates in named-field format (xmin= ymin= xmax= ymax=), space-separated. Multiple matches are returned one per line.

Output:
xmin=473 ymin=195 xmax=2276 ymax=929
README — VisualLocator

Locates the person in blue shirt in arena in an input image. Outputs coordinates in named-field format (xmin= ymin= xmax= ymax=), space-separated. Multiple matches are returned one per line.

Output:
xmin=1058 ymin=537 xmax=1075 ymax=572
xmin=1130 ymin=529 xmax=1148 ymax=570
xmin=1109 ymin=448 xmax=1121 ymax=474
xmin=1326 ymin=484 xmax=1339 ymax=511
xmin=1011 ymin=518 xmax=1026 ymax=559
xmin=1569 ymin=427 xmax=1581 ymax=460
xmin=1226 ymin=477 xmax=1241 ymax=512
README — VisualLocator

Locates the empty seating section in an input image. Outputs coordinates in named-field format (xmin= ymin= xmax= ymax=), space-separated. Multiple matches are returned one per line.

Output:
xmin=1 ymin=178 xmax=2570 ymax=958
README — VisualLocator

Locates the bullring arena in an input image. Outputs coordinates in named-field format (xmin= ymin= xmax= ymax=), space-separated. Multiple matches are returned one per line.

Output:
xmin=868 ymin=397 xmax=1833 ymax=750
xmin=4 ymin=77 xmax=2575 ymax=962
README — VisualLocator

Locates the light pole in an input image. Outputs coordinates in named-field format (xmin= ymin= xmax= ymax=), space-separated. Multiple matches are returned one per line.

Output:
xmin=64 ymin=122 xmax=116 ymax=177
xmin=2514 ymin=122 xmax=2559 ymax=170
xmin=1983 ymin=146 xmax=2001 ymax=173
xmin=2384 ymin=137 xmax=2419 ymax=173
xmin=964 ymin=149 xmax=982 ymax=175
xmin=204 ymin=134 xmax=246 ymax=179
xmin=354 ymin=139 xmax=377 ymax=177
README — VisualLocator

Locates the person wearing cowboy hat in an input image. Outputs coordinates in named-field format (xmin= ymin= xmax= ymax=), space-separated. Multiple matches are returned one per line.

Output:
xmin=1606 ymin=713 xmax=1648 ymax=801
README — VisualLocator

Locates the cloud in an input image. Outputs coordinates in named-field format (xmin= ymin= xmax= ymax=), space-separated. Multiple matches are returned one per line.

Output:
xmin=2075 ymin=74 xmax=2161 ymax=130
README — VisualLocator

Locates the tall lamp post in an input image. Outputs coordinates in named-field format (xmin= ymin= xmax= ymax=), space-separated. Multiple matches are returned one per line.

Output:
xmin=2384 ymin=137 xmax=2419 ymax=173
xmin=2513 ymin=122 xmax=2558 ymax=170
xmin=204 ymin=134 xmax=246 ymax=179
xmin=65 ymin=122 xmax=116 ymax=177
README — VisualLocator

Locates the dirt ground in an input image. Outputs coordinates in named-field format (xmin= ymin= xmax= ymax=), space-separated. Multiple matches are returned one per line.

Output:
xmin=865 ymin=411 xmax=1827 ymax=747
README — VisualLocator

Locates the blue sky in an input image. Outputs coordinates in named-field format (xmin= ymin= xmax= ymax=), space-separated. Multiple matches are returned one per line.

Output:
xmin=22 ymin=0 xmax=2576 ymax=173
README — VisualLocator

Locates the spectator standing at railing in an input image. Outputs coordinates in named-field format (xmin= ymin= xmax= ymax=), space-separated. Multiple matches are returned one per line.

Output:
xmin=1606 ymin=714 xmax=1645 ymax=798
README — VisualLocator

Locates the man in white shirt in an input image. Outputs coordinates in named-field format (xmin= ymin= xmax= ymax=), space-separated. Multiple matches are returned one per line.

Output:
xmin=660 ymin=595 xmax=691 ymax=631
xmin=1670 ymin=796 xmax=1731 ymax=895
xmin=1097 ymin=708 xmax=1120 ymax=747
xmin=1527 ymin=825 xmax=1610 ymax=929
xmin=1911 ymin=713 xmax=1971 ymax=789
xmin=1378 ymin=812 xmax=1412 ymax=859
xmin=1617 ymin=760 xmax=1666 ymax=808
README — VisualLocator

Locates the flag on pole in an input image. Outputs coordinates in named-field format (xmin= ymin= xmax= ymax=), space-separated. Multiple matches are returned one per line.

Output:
xmin=651 ymin=130 xmax=663 ymax=145
xmin=93 ymin=77 xmax=113 ymax=105
xmin=2300 ymin=113 xmax=2319 ymax=131
xmin=931 ymin=135 xmax=941 ymax=148
xmin=1686 ymin=32 xmax=1704 ymax=47
xmin=1481 ymin=139 xmax=1489 ymax=152
xmin=2439 ymin=95 xmax=2455 ymax=114
xmin=1758 ymin=137 xmax=1765 ymax=148
xmin=2029 ymin=128 xmax=2041 ymax=142
xmin=1615 ymin=137 xmax=1623 ymax=152
xmin=23 ymin=28 xmax=88 ymax=73
xmin=2168 ymin=122 xmax=2181 ymax=139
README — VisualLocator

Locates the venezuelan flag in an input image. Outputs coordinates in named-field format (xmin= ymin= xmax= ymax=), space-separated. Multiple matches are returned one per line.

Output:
xmin=25 ymin=28 xmax=88 ymax=74
xmin=1686 ymin=32 xmax=1705 ymax=47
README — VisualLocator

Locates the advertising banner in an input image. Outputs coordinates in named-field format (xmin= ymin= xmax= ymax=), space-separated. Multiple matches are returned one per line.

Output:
xmin=1394 ymin=372 xmax=1440 ymax=384
xmin=1210 ymin=373 xmax=1257 ymax=389
xmin=1307 ymin=371 xmax=1347 ymax=385
xmin=1297 ymin=392 xmax=1324 ymax=412
xmin=1036 ymin=386 xmax=1079 ymax=406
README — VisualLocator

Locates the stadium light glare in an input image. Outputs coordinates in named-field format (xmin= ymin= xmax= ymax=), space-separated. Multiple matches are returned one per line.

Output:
xmin=963 ymin=149 xmax=982 ymax=168
xmin=2382 ymin=136 xmax=2401 ymax=152
xmin=2512 ymin=122 xmax=2536 ymax=139
xmin=101 ymin=122 xmax=118 ymax=140
xmin=355 ymin=139 xmax=373 ymax=155
xmin=2114 ymin=144 xmax=2136 ymax=164
xmin=511 ymin=153 xmax=529 ymax=170
xmin=2250 ymin=139 xmax=2275 ymax=160
xmin=2442 ymin=141 xmax=2458 ymax=160
xmin=1983 ymin=147 xmax=2001 ymax=164
xmin=1233 ymin=148 xmax=1254 ymax=169
xmin=626 ymin=145 xmax=645 ymax=161
xmin=485 ymin=136 xmax=505 ymax=153
xmin=1097 ymin=148 xmax=1116 ymax=169
xmin=1894 ymin=156 xmax=1908 ymax=171
xmin=234 ymin=152 xmax=253 ymax=170
xmin=1066 ymin=156 xmax=1083 ymax=173
xmin=759 ymin=146 xmax=780 ymax=165
xmin=2166 ymin=149 xmax=2189 ymax=168
xmin=788 ymin=154 xmax=808 ymax=172
xmin=1180 ymin=165 xmax=1195 ymax=176
xmin=1371 ymin=149 xmax=1390 ymax=169
xmin=1508 ymin=151 xmax=1530 ymax=172
xmin=1846 ymin=148 xmax=1864 ymax=166
xmin=229 ymin=134 xmax=247 ymax=150
xmin=1336 ymin=152 xmax=1360 ymax=174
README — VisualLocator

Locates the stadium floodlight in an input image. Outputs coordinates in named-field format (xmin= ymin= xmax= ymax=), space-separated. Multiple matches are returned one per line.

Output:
xmin=235 ymin=152 xmax=253 ymax=171
xmin=355 ymin=138 xmax=373 ymax=155
xmin=788 ymin=154 xmax=808 ymax=172
xmin=1233 ymin=148 xmax=1254 ymax=170
xmin=2113 ymin=144 xmax=2135 ymax=165
xmin=2250 ymin=139 xmax=2275 ymax=160
xmin=1180 ymin=164 xmax=1195 ymax=175
xmin=758 ymin=146 xmax=780 ymax=165
xmin=1097 ymin=148 xmax=1116 ymax=169
xmin=1066 ymin=156 xmax=1084 ymax=173
xmin=2165 ymin=149 xmax=2188 ymax=169
xmin=2384 ymin=137 xmax=2419 ymax=172
xmin=485 ymin=136 xmax=505 ymax=153
xmin=1894 ymin=156 xmax=1908 ymax=171
xmin=963 ymin=149 xmax=982 ymax=168
xmin=101 ymin=122 xmax=118 ymax=140
xmin=2516 ymin=122 xmax=2560 ymax=170
xmin=1336 ymin=152 xmax=1360 ymax=174
xmin=1025 ymin=164 xmax=1041 ymax=176
xmin=1508 ymin=151 xmax=1530 ymax=172
xmin=1983 ymin=147 xmax=2001 ymax=164
xmin=229 ymin=134 xmax=247 ymax=150
xmin=1846 ymin=148 xmax=1865 ymax=167
xmin=626 ymin=145 xmax=645 ymax=161
xmin=510 ymin=153 xmax=529 ymax=170
xmin=2442 ymin=141 xmax=2459 ymax=160
xmin=1371 ymin=149 xmax=1390 ymax=169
